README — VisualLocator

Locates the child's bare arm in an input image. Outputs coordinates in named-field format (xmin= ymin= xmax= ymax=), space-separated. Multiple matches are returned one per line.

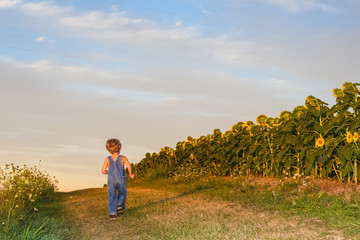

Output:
xmin=123 ymin=156 xmax=135 ymax=179
xmin=101 ymin=158 xmax=109 ymax=174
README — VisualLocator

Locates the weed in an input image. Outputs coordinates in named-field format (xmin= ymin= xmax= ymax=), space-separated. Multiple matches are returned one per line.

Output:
xmin=0 ymin=162 xmax=60 ymax=239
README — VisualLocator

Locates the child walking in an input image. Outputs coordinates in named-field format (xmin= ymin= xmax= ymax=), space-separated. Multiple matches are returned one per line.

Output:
xmin=101 ymin=138 xmax=135 ymax=218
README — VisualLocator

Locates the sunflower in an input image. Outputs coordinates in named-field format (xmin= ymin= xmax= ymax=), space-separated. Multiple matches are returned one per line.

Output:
xmin=353 ymin=132 xmax=359 ymax=142
xmin=332 ymin=88 xmax=342 ymax=98
xmin=315 ymin=136 xmax=325 ymax=148
xmin=346 ymin=131 xmax=353 ymax=143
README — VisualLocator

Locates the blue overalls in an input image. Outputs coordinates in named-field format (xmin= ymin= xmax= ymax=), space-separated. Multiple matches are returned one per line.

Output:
xmin=107 ymin=155 xmax=127 ymax=215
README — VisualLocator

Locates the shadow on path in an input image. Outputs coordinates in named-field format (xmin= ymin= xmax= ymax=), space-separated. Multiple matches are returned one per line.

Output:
xmin=126 ymin=185 xmax=210 ymax=214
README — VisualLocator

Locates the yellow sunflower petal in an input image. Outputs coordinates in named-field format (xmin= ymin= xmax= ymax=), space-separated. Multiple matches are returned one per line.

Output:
xmin=346 ymin=131 xmax=353 ymax=143
xmin=315 ymin=137 xmax=325 ymax=148
xmin=353 ymin=132 xmax=359 ymax=142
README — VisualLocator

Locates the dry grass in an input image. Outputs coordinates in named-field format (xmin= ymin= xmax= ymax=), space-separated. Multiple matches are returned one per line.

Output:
xmin=59 ymin=183 xmax=346 ymax=240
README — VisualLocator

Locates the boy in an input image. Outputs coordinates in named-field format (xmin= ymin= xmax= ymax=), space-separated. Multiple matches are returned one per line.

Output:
xmin=101 ymin=138 xmax=135 ymax=219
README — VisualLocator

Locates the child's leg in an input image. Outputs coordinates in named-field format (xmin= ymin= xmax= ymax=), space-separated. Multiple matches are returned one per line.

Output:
xmin=107 ymin=181 xmax=118 ymax=215
xmin=118 ymin=177 xmax=127 ymax=209
xmin=117 ymin=188 xmax=125 ymax=215
xmin=117 ymin=188 xmax=121 ymax=206
xmin=118 ymin=188 xmax=127 ymax=209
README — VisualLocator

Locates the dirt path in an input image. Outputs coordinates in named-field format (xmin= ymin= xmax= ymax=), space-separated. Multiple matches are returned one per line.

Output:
xmin=59 ymin=185 xmax=345 ymax=240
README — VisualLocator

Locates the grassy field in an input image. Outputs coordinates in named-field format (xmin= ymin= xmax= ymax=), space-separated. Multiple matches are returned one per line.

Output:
xmin=50 ymin=177 xmax=360 ymax=240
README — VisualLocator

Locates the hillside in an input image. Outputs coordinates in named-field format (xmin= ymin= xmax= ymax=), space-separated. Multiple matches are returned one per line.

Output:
xmin=56 ymin=177 xmax=360 ymax=240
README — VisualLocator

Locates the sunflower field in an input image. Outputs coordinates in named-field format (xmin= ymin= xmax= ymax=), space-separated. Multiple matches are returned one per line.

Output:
xmin=134 ymin=82 xmax=360 ymax=183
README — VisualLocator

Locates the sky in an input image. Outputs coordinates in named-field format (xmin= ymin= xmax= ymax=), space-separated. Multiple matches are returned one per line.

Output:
xmin=1 ymin=0 xmax=359 ymax=191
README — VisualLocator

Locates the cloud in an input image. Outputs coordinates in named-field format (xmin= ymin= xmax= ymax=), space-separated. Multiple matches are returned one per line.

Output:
xmin=0 ymin=56 xmax=306 ymax=177
xmin=199 ymin=5 xmax=213 ymax=15
xmin=35 ymin=36 xmax=45 ymax=42
xmin=58 ymin=9 xmax=200 ymax=45
xmin=111 ymin=4 xmax=119 ymax=12
xmin=54 ymin=5 xmax=359 ymax=87
xmin=2 ymin=1 xmax=357 ymax=87
xmin=34 ymin=36 xmax=55 ymax=44
xmin=21 ymin=1 xmax=71 ymax=16
xmin=264 ymin=0 xmax=336 ymax=12
xmin=0 ymin=56 xmax=305 ymax=127
xmin=0 ymin=0 xmax=21 ymax=9
xmin=60 ymin=11 xmax=147 ymax=29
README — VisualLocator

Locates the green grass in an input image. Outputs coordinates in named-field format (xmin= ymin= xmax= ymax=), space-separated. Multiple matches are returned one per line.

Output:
xmin=8 ymin=176 xmax=359 ymax=239
xmin=128 ymin=177 xmax=360 ymax=238
xmin=59 ymin=185 xmax=308 ymax=239
xmin=216 ymin=178 xmax=360 ymax=237
xmin=32 ymin=195 xmax=74 ymax=239
xmin=0 ymin=194 xmax=72 ymax=240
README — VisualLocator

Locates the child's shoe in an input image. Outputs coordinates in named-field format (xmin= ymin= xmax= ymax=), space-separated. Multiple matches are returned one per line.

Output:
xmin=109 ymin=213 xmax=117 ymax=219
xmin=117 ymin=205 xmax=124 ymax=215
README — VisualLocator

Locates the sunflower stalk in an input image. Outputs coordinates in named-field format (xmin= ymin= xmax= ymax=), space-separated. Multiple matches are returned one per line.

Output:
xmin=354 ymin=158 xmax=358 ymax=184
xmin=332 ymin=164 xmax=342 ymax=182
xmin=353 ymin=141 xmax=359 ymax=184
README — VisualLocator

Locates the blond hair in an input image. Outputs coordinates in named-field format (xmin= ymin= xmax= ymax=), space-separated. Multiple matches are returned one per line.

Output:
xmin=106 ymin=138 xmax=122 ymax=154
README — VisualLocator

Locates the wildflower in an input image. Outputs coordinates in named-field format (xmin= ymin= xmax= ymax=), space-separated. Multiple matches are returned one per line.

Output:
xmin=15 ymin=205 xmax=19 ymax=208
xmin=34 ymin=207 xmax=38 ymax=212
xmin=1 ymin=221 xmax=5 ymax=226
xmin=346 ymin=131 xmax=353 ymax=143
xmin=315 ymin=136 xmax=325 ymax=148
xmin=353 ymin=132 xmax=359 ymax=142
